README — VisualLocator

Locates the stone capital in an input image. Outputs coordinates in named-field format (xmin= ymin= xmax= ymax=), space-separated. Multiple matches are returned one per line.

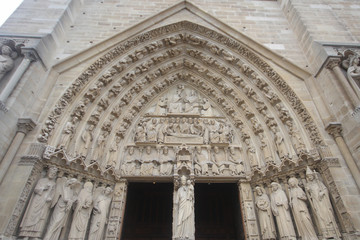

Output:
xmin=325 ymin=57 xmax=341 ymax=70
xmin=325 ymin=122 xmax=342 ymax=138
xmin=17 ymin=118 xmax=36 ymax=134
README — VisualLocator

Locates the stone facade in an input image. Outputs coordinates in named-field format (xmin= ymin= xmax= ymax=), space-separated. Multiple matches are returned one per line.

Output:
xmin=0 ymin=0 xmax=359 ymax=239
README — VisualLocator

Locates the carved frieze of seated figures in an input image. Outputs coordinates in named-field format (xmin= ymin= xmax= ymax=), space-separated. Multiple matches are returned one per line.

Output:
xmin=159 ymin=146 xmax=175 ymax=175
xmin=122 ymin=146 xmax=141 ymax=175
xmin=211 ymin=146 xmax=227 ymax=175
xmin=193 ymin=146 xmax=211 ymax=175
xmin=141 ymin=146 xmax=159 ymax=176
xmin=227 ymin=146 xmax=245 ymax=175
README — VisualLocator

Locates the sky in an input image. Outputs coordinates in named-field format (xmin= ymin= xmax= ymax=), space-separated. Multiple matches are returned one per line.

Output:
xmin=0 ymin=0 xmax=24 ymax=27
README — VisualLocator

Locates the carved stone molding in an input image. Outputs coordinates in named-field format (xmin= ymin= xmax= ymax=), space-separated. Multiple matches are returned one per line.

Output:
xmin=38 ymin=21 xmax=324 ymax=149
xmin=19 ymin=143 xmax=46 ymax=166
xmin=17 ymin=118 xmax=36 ymax=134
xmin=325 ymin=122 xmax=342 ymax=138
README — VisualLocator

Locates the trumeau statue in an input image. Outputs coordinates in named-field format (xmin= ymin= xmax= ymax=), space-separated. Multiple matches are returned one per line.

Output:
xmin=174 ymin=176 xmax=195 ymax=240
xmin=68 ymin=182 xmax=94 ymax=240
xmin=19 ymin=167 xmax=58 ymax=239
xmin=305 ymin=167 xmax=340 ymax=239
xmin=255 ymin=186 xmax=276 ymax=240
xmin=44 ymin=178 xmax=81 ymax=240
xmin=270 ymin=182 xmax=296 ymax=240
xmin=288 ymin=177 xmax=318 ymax=240
xmin=89 ymin=187 xmax=113 ymax=240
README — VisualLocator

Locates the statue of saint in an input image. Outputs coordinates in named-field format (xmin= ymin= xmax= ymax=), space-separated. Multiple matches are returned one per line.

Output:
xmin=89 ymin=187 xmax=113 ymax=240
xmin=154 ymin=97 xmax=167 ymax=115
xmin=288 ymin=177 xmax=318 ymax=240
xmin=228 ymin=146 xmax=245 ymax=175
xmin=174 ymin=176 xmax=195 ymax=240
xmin=58 ymin=117 xmax=78 ymax=149
xmin=305 ymin=167 xmax=340 ymax=239
xmin=43 ymin=178 xmax=81 ymax=240
xmin=78 ymin=124 xmax=94 ymax=157
xmin=270 ymin=182 xmax=296 ymax=240
xmin=19 ymin=167 xmax=58 ymax=239
xmin=347 ymin=54 xmax=360 ymax=89
xmin=201 ymin=98 xmax=213 ymax=116
xmin=255 ymin=186 xmax=276 ymax=240
xmin=122 ymin=146 xmax=139 ymax=175
xmin=68 ymin=182 xmax=94 ymax=240
xmin=273 ymin=128 xmax=288 ymax=159
xmin=194 ymin=146 xmax=210 ymax=175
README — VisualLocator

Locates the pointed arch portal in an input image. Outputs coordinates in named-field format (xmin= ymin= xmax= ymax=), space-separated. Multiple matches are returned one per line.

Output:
xmin=12 ymin=20 xmax=350 ymax=240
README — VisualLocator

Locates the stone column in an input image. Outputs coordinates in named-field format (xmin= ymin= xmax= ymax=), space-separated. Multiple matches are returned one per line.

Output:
xmin=0 ymin=51 xmax=37 ymax=112
xmin=237 ymin=180 xmax=260 ymax=240
xmin=326 ymin=58 xmax=360 ymax=109
xmin=0 ymin=118 xmax=36 ymax=183
xmin=105 ymin=179 xmax=128 ymax=240
xmin=326 ymin=122 xmax=360 ymax=190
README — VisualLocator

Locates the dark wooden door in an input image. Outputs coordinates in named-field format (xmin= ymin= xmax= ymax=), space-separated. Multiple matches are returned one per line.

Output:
xmin=121 ymin=183 xmax=173 ymax=240
xmin=195 ymin=183 xmax=244 ymax=240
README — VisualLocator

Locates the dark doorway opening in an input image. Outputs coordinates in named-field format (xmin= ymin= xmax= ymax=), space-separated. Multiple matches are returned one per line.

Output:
xmin=121 ymin=182 xmax=173 ymax=240
xmin=195 ymin=183 xmax=244 ymax=240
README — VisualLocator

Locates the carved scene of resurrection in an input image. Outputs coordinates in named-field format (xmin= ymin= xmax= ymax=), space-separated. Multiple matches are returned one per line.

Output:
xmin=7 ymin=20 xmax=356 ymax=240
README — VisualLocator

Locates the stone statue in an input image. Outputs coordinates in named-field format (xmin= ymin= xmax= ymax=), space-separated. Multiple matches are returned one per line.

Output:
xmin=19 ymin=167 xmax=58 ymax=239
xmin=201 ymin=98 xmax=213 ymax=116
xmin=305 ymin=167 xmax=340 ymax=239
xmin=255 ymin=186 xmax=276 ymax=240
xmin=183 ymin=89 xmax=199 ymax=113
xmin=228 ymin=146 xmax=245 ymax=175
xmin=169 ymin=85 xmax=184 ymax=113
xmin=174 ymin=176 xmax=195 ymax=240
xmin=0 ymin=41 xmax=21 ymax=81
xmin=134 ymin=124 xmax=146 ymax=142
xmin=68 ymin=182 xmax=94 ymax=240
xmin=193 ymin=146 xmax=210 ymax=175
xmin=346 ymin=54 xmax=360 ymax=88
xmin=122 ymin=146 xmax=139 ymax=175
xmin=154 ymin=97 xmax=168 ymax=115
xmin=244 ymin=138 xmax=258 ymax=168
xmin=58 ymin=117 xmax=78 ymax=149
xmin=270 ymin=182 xmax=296 ymax=240
xmin=92 ymin=132 xmax=107 ymax=162
xmin=146 ymin=118 xmax=158 ymax=142
xmin=288 ymin=177 xmax=318 ymax=240
xmin=141 ymin=146 xmax=158 ymax=175
xmin=159 ymin=146 xmax=174 ymax=175
xmin=43 ymin=178 xmax=81 ymax=240
xmin=105 ymin=136 xmax=121 ymax=168
xmin=285 ymin=120 xmax=305 ymax=153
xmin=273 ymin=128 xmax=288 ymax=159
xmin=211 ymin=146 xmax=226 ymax=175
xmin=78 ymin=124 xmax=94 ymax=157
xmin=259 ymin=132 xmax=274 ymax=164
xmin=89 ymin=187 xmax=113 ymax=240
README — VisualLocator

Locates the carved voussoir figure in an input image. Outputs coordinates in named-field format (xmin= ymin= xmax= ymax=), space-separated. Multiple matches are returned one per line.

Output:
xmin=270 ymin=182 xmax=296 ymax=240
xmin=19 ymin=167 xmax=58 ymax=239
xmin=255 ymin=186 xmax=276 ymax=240
xmin=58 ymin=116 xmax=78 ymax=150
xmin=288 ymin=177 xmax=318 ymax=240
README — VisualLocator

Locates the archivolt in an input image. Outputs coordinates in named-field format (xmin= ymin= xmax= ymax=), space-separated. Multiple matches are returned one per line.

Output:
xmin=38 ymin=21 xmax=325 ymax=175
